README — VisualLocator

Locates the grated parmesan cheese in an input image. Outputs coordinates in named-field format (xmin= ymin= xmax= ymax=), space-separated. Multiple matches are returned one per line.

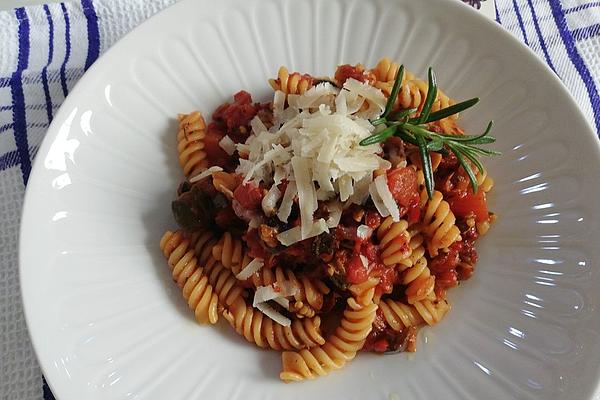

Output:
xmin=189 ymin=166 xmax=223 ymax=183
xmin=235 ymin=258 xmax=264 ymax=280
xmin=369 ymin=179 xmax=390 ymax=218
xmin=218 ymin=135 xmax=236 ymax=155
xmin=252 ymin=281 xmax=298 ymax=326
xmin=255 ymin=301 xmax=291 ymax=327
xmin=360 ymin=254 xmax=369 ymax=268
xmin=325 ymin=201 xmax=342 ymax=228
xmin=250 ymin=115 xmax=268 ymax=136
xmin=374 ymin=174 xmax=400 ymax=222
xmin=357 ymin=224 xmax=373 ymax=240
xmin=236 ymin=79 xmax=395 ymax=237
xmin=277 ymin=181 xmax=297 ymax=222
xmin=277 ymin=218 xmax=329 ymax=246
xmin=291 ymin=156 xmax=316 ymax=238
xmin=253 ymin=283 xmax=298 ymax=306
xmin=261 ymin=185 xmax=282 ymax=216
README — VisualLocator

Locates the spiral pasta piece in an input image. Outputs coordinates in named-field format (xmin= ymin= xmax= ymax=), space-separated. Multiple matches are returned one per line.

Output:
xmin=371 ymin=57 xmax=403 ymax=83
xmin=398 ymin=230 xmax=426 ymax=271
xmin=222 ymin=297 xmax=326 ymax=351
xmin=203 ymin=257 xmax=245 ymax=307
xmin=159 ymin=231 xmax=219 ymax=324
xmin=279 ymin=278 xmax=379 ymax=381
xmin=371 ymin=58 xmax=416 ymax=85
xmin=176 ymin=111 xmax=208 ymax=178
xmin=376 ymin=217 xmax=411 ymax=266
xmin=420 ymin=190 xmax=462 ymax=257
xmin=400 ymin=79 xmax=456 ymax=120
xmin=380 ymin=298 xmax=449 ymax=332
xmin=375 ymin=72 xmax=457 ymax=125
xmin=246 ymin=264 xmax=330 ymax=318
xmin=188 ymin=229 xmax=218 ymax=265
xmin=402 ymin=254 xmax=435 ymax=304
xmin=269 ymin=66 xmax=314 ymax=95
xmin=378 ymin=299 xmax=424 ymax=331
xmin=212 ymin=232 xmax=243 ymax=271
xmin=415 ymin=170 xmax=461 ymax=257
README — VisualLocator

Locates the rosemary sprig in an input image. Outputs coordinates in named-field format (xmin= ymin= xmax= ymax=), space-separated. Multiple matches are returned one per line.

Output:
xmin=359 ymin=65 xmax=500 ymax=198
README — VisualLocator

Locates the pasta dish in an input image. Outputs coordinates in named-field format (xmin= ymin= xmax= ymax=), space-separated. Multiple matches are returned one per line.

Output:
xmin=159 ymin=58 xmax=498 ymax=381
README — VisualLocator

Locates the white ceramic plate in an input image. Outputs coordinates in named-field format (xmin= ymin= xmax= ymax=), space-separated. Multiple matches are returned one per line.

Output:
xmin=20 ymin=0 xmax=600 ymax=399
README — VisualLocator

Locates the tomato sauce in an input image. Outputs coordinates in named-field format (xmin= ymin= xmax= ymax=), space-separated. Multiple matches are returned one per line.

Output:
xmin=448 ymin=190 xmax=489 ymax=223
xmin=243 ymin=229 xmax=270 ymax=260
xmin=334 ymin=64 xmax=375 ymax=85
xmin=203 ymin=123 xmax=231 ymax=168
xmin=346 ymin=254 xmax=368 ymax=284
xmin=233 ymin=183 xmax=264 ymax=210
xmin=387 ymin=167 xmax=419 ymax=208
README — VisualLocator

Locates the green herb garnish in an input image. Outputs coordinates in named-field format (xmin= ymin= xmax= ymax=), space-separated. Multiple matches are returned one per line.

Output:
xmin=359 ymin=65 xmax=500 ymax=198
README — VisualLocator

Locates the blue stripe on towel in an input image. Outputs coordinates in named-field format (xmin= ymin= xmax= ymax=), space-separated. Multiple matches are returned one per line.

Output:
xmin=11 ymin=7 xmax=31 ymax=183
xmin=82 ymin=0 xmax=100 ymax=70
xmin=0 ymin=150 xmax=20 ymax=171
xmin=512 ymin=0 xmax=530 ymax=45
xmin=565 ymin=1 xmax=600 ymax=14
xmin=525 ymin=0 xmax=557 ymax=73
xmin=59 ymin=3 xmax=71 ymax=97
xmin=572 ymin=23 xmax=600 ymax=41
xmin=41 ymin=5 xmax=55 ymax=123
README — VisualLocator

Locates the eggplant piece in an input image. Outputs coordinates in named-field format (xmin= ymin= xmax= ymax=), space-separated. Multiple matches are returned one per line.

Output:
xmin=171 ymin=183 xmax=226 ymax=231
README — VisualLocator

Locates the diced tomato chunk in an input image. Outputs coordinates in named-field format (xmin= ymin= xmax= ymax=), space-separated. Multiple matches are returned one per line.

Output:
xmin=376 ymin=265 xmax=397 ymax=294
xmin=435 ymin=270 xmax=458 ymax=289
xmin=407 ymin=201 xmax=421 ymax=223
xmin=373 ymin=339 xmax=389 ymax=353
xmin=448 ymin=189 xmax=489 ymax=222
xmin=233 ymin=183 xmax=263 ymax=210
xmin=387 ymin=167 xmax=419 ymax=208
xmin=361 ymin=241 xmax=380 ymax=263
xmin=347 ymin=255 xmax=368 ymax=284
xmin=213 ymin=90 xmax=255 ymax=130
xmin=243 ymin=229 xmax=269 ymax=260
xmin=429 ymin=245 xmax=460 ymax=274
xmin=233 ymin=90 xmax=252 ymax=104
xmin=203 ymin=124 xmax=229 ymax=167
xmin=334 ymin=64 xmax=374 ymax=85
xmin=364 ymin=210 xmax=382 ymax=229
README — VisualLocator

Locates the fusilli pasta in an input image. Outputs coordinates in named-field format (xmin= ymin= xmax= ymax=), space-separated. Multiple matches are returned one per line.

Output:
xmin=223 ymin=297 xmax=326 ymax=351
xmin=161 ymin=60 xmax=496 ymax=381
xmin=269 ymin=66 xmax=314 ymax=95
xmin=212 ymin=232 xmax=243 ymax=271
xmin=416 ymin=170 xmax=462 ymax=257
xmin=379 ymin=298 xmax=449 ymax=330
xmin=159 ymin=230 xmax=219 ymax=324
xmin=245 ymin=264 xmax=330 ymax=319
xmin=376 ymin=217 xmax=411 ymax=266
xmin=203 ymin=256 xmax=245 ymax=307
xmin=279 ymin=278 xmax=379 ymax=381
xmin=176 ymin=111 xmax=208 ymax=178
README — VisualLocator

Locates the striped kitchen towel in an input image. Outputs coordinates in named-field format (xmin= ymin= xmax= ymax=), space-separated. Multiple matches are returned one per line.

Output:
xmin=0 ymin=0 xmax=598 ymax=399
